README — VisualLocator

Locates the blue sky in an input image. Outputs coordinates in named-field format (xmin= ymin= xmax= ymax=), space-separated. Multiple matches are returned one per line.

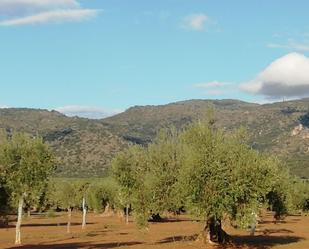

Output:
xmin=1 ymin=0 xmax=309 ymax=118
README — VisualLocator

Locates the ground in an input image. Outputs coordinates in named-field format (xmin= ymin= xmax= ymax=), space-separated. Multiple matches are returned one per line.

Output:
xmin=0 ymin=212 xmax=308 ymax=249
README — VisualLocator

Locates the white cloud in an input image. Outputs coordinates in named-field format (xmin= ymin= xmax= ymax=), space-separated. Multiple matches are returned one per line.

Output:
xmin=194 ymin=81 xmax=231 ymax=89
xmin=0 ymin=0 xmax=79 ymax=15
xmin=0 ymin=0 xmax=100 ymax=26
xmin=0 ymin=9 xmax=99 ymax=26
xmin=55 ymin=105 xmax=123 ymax=119
xmin=240 ymin=53 xmax=309 ymax=99
xmin=0 ymin=104 xmax=9 ymax=108
xmin=268 ymin=40 xmax=309 ymax=52
xmin=182 ymin=14 xmax=209 ymax=31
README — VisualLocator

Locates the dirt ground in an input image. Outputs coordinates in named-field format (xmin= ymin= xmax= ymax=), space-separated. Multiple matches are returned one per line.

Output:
xmin=0 ymin=212 xmax=308 ymax=249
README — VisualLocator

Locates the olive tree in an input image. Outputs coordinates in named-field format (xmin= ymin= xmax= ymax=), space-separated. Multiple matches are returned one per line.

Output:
xmin=112 ymin=145 xmax=150 ymax=226
xmin=290 ymin=179 xmax=309 ymax=213
xmin=0 ymin=133 xmax=55 ymax=244
xmin=75 ymin=181 xmax=90 ymax=229
xmin=145 ymin=129 xmax=184 ymax=217
xmin=179 ymin=121 xmax=289 ymax=243
xmin=0 ymin=164 xmax=10 ymax=221
xmin=113 ymin=129 xmax=184 ymax=226
xmin=116 ymin=119 xmax=291 ymax=244
xmin=48 ymin=180 xmax=79 ymax=233
xmin=87 ymin=178 xmax=119 ymax=214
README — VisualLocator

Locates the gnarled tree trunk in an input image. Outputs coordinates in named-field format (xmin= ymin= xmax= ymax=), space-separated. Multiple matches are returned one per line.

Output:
xmin=203 ymin=217 xmax=229 ymax=244
xmin=15 ymin=195 xmax=24 ymax=245
xmin=67 ymin=207 xmax=72 ymax=233
xmin=82 ymin=197 xmax=86 ymax=229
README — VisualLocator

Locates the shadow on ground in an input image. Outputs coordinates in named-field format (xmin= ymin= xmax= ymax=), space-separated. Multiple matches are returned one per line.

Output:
xmin=7 ymin=241 xmax=143 ymax=249
xmin=4 ymin=234 xmax=305 ymax=249
xmin=156 ymin=233 xmax=304 ymax=249
xmin=149 ymin=218 xmax=201 ymax=224
xmin=156 ymin=234 xmax=199 ymax=244
xmin=218 ymin=235 xmax=304 ymax=249
xmin=2 ymin=222 xmax=96 ymax=229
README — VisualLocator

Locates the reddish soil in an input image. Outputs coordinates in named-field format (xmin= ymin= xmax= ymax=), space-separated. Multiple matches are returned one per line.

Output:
xmin=0 ymin=212 xmax=308 ymax=249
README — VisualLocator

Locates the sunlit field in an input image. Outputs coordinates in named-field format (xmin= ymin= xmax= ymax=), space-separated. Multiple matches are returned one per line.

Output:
xmin=1 ymin=212 xmax=309 ymax=249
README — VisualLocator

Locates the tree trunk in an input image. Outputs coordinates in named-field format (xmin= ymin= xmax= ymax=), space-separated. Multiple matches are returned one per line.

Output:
xmin=250 ymin=212 xmax=257 ymax=236
xmin=15 ymin=196 xmax=24 ymax=245
xmin=125 ymin=204 xmax=129 ymax=225
xmin=27 ymin=209 xmax=31 ymax=218
xmin=203 ymin=217 xmax=229 ymax=244
xmin=82 ymin=197 xmax=86 ymax=229
xmin=67 ymin=207 xmax=72 ymax=233
xmin=104 ymin=203 xmax=110 ymax=214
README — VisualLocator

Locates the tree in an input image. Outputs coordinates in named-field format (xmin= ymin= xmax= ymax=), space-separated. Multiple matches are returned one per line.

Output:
xmin=112 ymin=116 xmax=291 ymax=244
xmin=112 ymin=146 xmax=143 ymax=224
xmin=290 ymin=179 xmax=309 ymax=213
xmin=48 ymin=180 xmax=79 ymax=233
xmin=145 ymin=128 xmax=183 ymax=217
xmin=0 ymin=164 xmax=10 ymax=222
xmin=75 ymin=181 xmax=90 ymax=230
xmin=179 ymin=121 xmax=289 ymax=243
xmin=113 ymin=129 xmax=184 ymax=225
xmin=0 ymin=133 xmax=55 ymax=244
xmin=87 ymin=178 xmax=119 ymax=214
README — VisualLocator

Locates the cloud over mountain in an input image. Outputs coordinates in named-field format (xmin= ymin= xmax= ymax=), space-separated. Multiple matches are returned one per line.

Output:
xmin=241 ymin=53 xmax=309 ymax=99
xmin=55 ymin=105 xmax=122 ymax=119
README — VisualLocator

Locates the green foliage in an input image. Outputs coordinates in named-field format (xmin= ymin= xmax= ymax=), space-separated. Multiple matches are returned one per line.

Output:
xmin=0 ymin=185 xmax=10 ymax=214
xmin=46 ymin=177 xmax=119 ymax=213
xmin=266 ymin=167 xmax=293 ymax=219
xmin=290 ymin=179 xmax=309 ymax=212
xmin=0 ymin=108 xmax=126 ymax=177
xmin=1 ymin=99 xmax=308 ymax=178
xmin=145 ymin=128 xmax=183 ymax=214
xmin=179 ymin=121 xmax=291 ymax=228
xmin=112 ymin=128 xmax=184 ymax=222
xmin=46 ymin=209 xmax=57 ymax=218
xmin=112 ymin=118 xmax=293 ymax=230
xmin=0 ymin=133 xmax=55 ymax=209
xmin=112 ymin=147 xmax=138 ymax=208
xmin=86 ymin=178 xmax=119 ymax=212
xmin=112 ymin=145 xmax=151 ymax=227
xmin=47 ymin=180 xmax=79 ymax=210
xmin=104 ymin=98 xmax=309 ymax=179
xmin=0 ymin=162 xmax=10 ymax=214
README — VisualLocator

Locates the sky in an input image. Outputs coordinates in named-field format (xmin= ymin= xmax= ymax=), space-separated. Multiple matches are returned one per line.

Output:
xmin=0 ymin=0 xmax=309 ymax=118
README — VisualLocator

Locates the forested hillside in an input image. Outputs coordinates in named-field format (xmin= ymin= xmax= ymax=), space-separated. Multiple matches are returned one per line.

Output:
xmin=0 ymin=109 xmax=126 ymax=177
xmin=103 ymin=98 xmax=309 ymax=178
xmin=0 ymin=98 xmax=308 ymax=178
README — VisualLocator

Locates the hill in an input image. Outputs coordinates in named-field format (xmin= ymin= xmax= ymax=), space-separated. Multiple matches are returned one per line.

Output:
xmin=0 ymin=108 xmax=126 ymax=177
xmin=0 ymin=98 xmax=308 ymax=178
xmin=102 ymin=98 xmax=309 ymax=178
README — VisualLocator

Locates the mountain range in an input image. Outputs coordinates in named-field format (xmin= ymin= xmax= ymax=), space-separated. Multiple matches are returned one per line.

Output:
xmin=0 ymin=98 xmax=308 ymax=178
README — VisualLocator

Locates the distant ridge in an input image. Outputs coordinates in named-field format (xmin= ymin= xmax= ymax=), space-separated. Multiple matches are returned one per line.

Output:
xmin=0 ymin=98 xmax=308 ymax=178
xmin=102 ymin=98 xmax=309 ymax=178
xmin=0 ymin=108 xmax=126 ymax=177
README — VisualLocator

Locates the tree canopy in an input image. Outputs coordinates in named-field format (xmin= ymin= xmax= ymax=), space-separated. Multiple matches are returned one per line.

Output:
xmin=0 ymin=133 xmax=55 ymax=208
xmin=112 ymin=120 xmax=292 ymax=243
xmin=0 ymin=132 xmax=55 ymax=244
